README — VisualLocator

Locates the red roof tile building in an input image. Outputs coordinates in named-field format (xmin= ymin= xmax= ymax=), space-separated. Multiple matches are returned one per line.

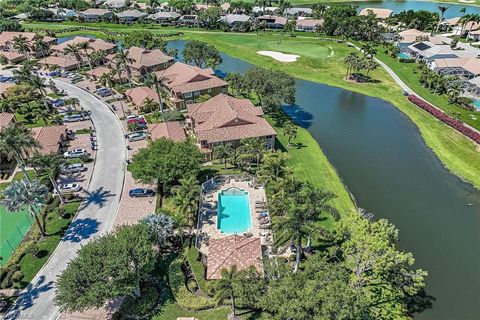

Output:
xmin=38 ymin=56 xmax=79 ymax=71
xmin=86 ymin=66 xmax=128 ymax=83
xmin=207 ymin=235 xmax=263 ymax=280
xmin=107 ymin=46 xmax=174 ymax=81
xmin=158 ymin=62 xmax=227 ymax=110
xmin=147 ymin=121 xmax=186 ymax=142
xmin=51 ymin=36 xmax=117 ymax=66
xmin=31 ymin=125 xmax=67 ymax=155
xmin=125 ymin=86 xmax=159 ymax=110
xmin=186 ymin=94 xmax=276 ymax=159
xmin=0 ymin=31 xmax=56 ymax=61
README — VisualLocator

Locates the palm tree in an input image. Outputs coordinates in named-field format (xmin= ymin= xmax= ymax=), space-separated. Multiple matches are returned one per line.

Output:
xmin=213 ymin=143 xmax=233 ymax=168
xmin=214 ymin=266 xmax=239 ymax=316
xmin=29 ymin=75 xmax=50 ymax=112
xmin=99 ymin=71 xmax=115 ymax=89
xmin=447 ymin=82 xmax=462 ymax=104
xmin=2 ymin=178 xmax=49 ymax=237
xmin=275 ymin=207 xmax=313 ymax=272
xmin=257 ymin=152 xmax=291 ymax=185
xmin=63 ymin=43 xmax=82 ymax=69
xmin=148 ymin=0 xmax=160 ymax=9
xmin=283 ymin=122 xmax=297 ymax=147
xmin=241 ymin=137 xmax=265 ymax=167
xmin=278 ymin=0 xmax=292 ymax=17
xmin=13 ymin=64 xmax=34 ymax=83
xmin=77 ymin=41 xmax=94 ymax=71
xmin=29 ymin=153 xmax=67 ymax=204
xmin=13 ymin=35 xmax=30 ymax=56
xmin=34 ymin=38 xmax=50 ymax=58
xmin=143 ymin=73 xmax=165 ymax=112
xmin=436 ymin=5 xmax=449 ymax=33
xmin=0 ymin=123 xmax=39 ymax=181
xmin=115 ymin=49 xmax=135 ymax=87
xmin=173 ymin=175 xmax=200 ymax=229
xmin=360 ymin=43 xmax=376 ymax=58
xmin=141 ymin=98 xmax=158 ymax=113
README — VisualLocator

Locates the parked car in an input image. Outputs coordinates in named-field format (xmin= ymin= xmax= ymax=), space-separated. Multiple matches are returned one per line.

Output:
xmin=63 ymin=113 xmax=87 ymax=123
xmin=47 ymin=98 xmax=65 ymax=107
xmin=126 ymin=114 xmax=143 ymax=121
xmin=61 ymin=163 xmax=87 ymax=174
xmin=129 ymin=188 xmax=156 ymax=197
xmin=96 ymin=87 xmax=113 ymax=97
xmin=127 ymin=132 xmax=147 ymax=142
xmin=47 ymin=71 xmax=60 ymax=77
xmin=127 ymin=117 xmax=147 ymax=125
xmin=64 ymin=149 xmax=89 ymax=158
xmin=58 ymin=183 xmax=82 ymax=193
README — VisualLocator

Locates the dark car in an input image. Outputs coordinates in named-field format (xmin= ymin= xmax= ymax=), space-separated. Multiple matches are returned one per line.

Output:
xmin=129 ymin=188 xmax=156 ymax=197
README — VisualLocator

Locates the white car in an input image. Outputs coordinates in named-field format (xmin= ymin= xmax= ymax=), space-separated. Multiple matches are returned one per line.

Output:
xmin=126 ymin=114 xmax=143 ymax=120
xmin=62 ymin=163 xmax=87 ymax=174
xmin=58 ymin=183 xmax=82 ymax=193
xmin=63 ymin=149 xmax=89 ymax=158
xmin=127 ymin=132 xmax=147 ymax=142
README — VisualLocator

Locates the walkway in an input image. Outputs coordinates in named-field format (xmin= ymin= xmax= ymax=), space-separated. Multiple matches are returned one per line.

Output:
xmin=4 ymin=80 xmax=127 ymax=320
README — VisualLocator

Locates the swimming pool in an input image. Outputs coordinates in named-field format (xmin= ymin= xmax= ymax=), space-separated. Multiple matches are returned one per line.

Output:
xmin=473 ymin=100 xmax=480 ymax=111
xmin=398 ymin=52 xmax=413 ymax=60
xmin=217 ymin=188 xmax=251 ymax=234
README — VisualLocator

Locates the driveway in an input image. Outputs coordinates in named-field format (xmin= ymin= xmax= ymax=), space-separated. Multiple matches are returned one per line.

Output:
xmin=5 ymin=80 xmax=127 ymax=320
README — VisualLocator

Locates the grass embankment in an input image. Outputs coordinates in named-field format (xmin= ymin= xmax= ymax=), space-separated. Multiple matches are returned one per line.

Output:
xmin=174 ymin=33 xmax=480 ymax=189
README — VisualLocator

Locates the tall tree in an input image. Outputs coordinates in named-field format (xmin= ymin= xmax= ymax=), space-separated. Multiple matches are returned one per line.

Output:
xmin=77 ymin=41 xmax=94 ymax=71
xmin=115 ymin=49 xmax=135 ymax=87
xmin=55 ymin=224 xmax=157 ymax=311
xmin=0 ymin=123 xmax=39 ymax=180
xmin=214 ymin=266 xmax=239 ymax=316
xmin=182 ymin=40 xmax=222 ymax=69
xmin=213 ymin=143 xmax=233 ymax=168
xmin=63 ymin=43 xmax=82 ymax=69
xmin=173 ymin=175 xmax=200 ymax=229
xmin=435 ymin=5 xmax=449 ymax=33
xmin=143 ymin=73 xmax=165 ymax=112
xmin=141 ymin=213 xmax=174 ymax=248
xmin=33 ymin=38 xmax=50 ymax=58
xmin=283 ymin=123 xmax=297 ymax=147
xmin=2 ymin=178 xmax=49 ymax=237
xmin=129 ymin=138 xmax=203 ymax=203
xmin=29 ymin=153 xmax=66 ymax=204
xmin=13 ymin=35 xmax=30 ymax=55
xmin=256 ymin=152 xmax=290 ymax=185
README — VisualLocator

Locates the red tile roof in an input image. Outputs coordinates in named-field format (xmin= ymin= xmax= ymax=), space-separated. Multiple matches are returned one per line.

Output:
xmin=0 ymin=32 xmax=37 ymax=45
xmin=0 ymin=112 xmax=15 ymax=129
xmin=207 ymin=235 xmax=263 ymax=280
xmin=125 ymin=46 xmax=174 ymax=70
xmin=125 ymin=86 xmax=159 ymax=107
xmin=147 ymin=121 xmax=186 ymax=142
xmin=257 ymin=15 xmax=287 ymax=25
xmin=52 ymin=36 xmax=116 ymax=54
xmin=187 ymin=94 xmax=275 ymax=144
xmin=0 ymin=51 xmax=25 ymax=62
xmin=296 ymin=19 xmax=324 ymax=27
xmin=38 ymin=56 xmax=78 ymax=69
xmin=31 ymin=125 xmax=66 ymax=155
xmin=157 ymin=62 xmax=227 ymax=94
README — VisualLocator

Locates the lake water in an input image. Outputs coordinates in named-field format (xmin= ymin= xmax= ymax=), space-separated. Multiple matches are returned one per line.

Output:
xmin=349 ymin=0 xmax=480 ymax=18
xmin=166 ymin=39 xmax=480 ymax=320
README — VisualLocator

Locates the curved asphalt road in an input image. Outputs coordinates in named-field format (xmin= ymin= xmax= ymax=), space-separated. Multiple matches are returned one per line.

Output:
xmin=5 ymin=80 xmax=127 ymax=320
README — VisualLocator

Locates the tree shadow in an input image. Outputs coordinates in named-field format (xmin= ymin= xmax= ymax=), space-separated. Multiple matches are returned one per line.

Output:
xmin=283 ymin=104 xmax=313 ymax=129
xmin=62 ymin=218 xmax=100 ymax=243
xmin=4 ymin=275 xmax=54 ymax=319
xmin=404 ymin=288 xmax=435 ymax=317
xmin=80 ymin=186 xmax=115 ymax=209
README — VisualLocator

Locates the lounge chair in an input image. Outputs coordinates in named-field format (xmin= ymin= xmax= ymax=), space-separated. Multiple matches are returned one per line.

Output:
xmin=259 ymin=217 xmax=270 ymax=224
xmin=259 ymin=223 xmax=271 ymax=229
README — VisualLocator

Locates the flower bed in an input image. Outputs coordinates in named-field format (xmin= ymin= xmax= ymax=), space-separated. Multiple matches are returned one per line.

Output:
xmin=408 ymin=95 xmax=480 ymax=144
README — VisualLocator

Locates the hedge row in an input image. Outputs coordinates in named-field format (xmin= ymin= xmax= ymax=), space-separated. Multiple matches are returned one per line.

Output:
xmin=25 ymin=26 xmax=183 ymax=38
xmin=185 ymin=245 xmax=214 ymax=295
xmin=168 ymin=253 xmax=215 ymax=310
xmin=408 ymin=95 xmax=480 ymax=144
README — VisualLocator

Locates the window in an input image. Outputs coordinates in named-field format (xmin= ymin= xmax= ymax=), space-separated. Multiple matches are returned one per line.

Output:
xmin=194 ymin=91 xmax=200 ymax=96
xmin=266 ymin=135 xmax=273 ymax=139
xmin=184 ymin=92 xmax=193 ymax=98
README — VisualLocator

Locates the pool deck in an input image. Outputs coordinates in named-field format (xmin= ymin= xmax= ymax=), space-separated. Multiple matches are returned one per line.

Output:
xmin=196 ymin=176 xmax=272 ymax=254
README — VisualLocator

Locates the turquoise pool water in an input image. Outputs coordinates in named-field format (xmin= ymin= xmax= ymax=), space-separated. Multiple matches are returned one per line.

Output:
xmin=398 ymin=52 xmax=413 ymax=60
xmin=473 ymin=100 xmax=480 ymax=111
xmin=217 ymin=188 xmax=251 ymax=234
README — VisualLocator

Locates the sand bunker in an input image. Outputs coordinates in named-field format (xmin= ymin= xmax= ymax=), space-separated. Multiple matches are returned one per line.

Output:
xmin=256 ymin=51 xmax=300 ymax=62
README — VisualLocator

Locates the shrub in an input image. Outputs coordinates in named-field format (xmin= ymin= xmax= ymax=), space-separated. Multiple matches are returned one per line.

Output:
xmin=168 ymin=254 xmax=214 ymax=310
xmin=187 ymin=279 xmax=198 ymax=292
xmin=11 ymin=270 xmax=23 ymax=283
xmin=185 ymin=246 xmax=209 ymax=295
xmin=408 ymin=95 xmax=480 ymax=144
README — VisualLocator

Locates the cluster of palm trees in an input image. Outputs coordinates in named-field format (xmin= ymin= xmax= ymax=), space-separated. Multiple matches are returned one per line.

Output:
xmin=459 ymin=13 xmax=480 ymax=36
xmin=172 ymin=175 xmax=200 ymax=243
xmin=213 ymin=137 xmax=267 ymax=171
xmin=344 ymin=47 xmax=379 ymax=80
xmin=418 ymin=61 xmax=461 ymax=99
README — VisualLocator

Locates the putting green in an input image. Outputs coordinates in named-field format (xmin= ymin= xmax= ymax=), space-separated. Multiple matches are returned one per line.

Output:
xmin=0 ymin=206 xmax=33 ymax=266
xmin=249 ymin=39 xmax=333 ymax=59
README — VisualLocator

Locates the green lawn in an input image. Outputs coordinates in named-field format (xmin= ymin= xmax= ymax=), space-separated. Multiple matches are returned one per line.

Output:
xmin=375 ymin=50 xmax=480 ymax=131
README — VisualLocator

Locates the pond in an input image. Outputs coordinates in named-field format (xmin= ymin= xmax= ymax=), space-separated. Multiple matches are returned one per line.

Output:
xmin=167 ymin=39 xmax=480 ymax=320
xmin=332 ymin=0 xmax=480 ymax=18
